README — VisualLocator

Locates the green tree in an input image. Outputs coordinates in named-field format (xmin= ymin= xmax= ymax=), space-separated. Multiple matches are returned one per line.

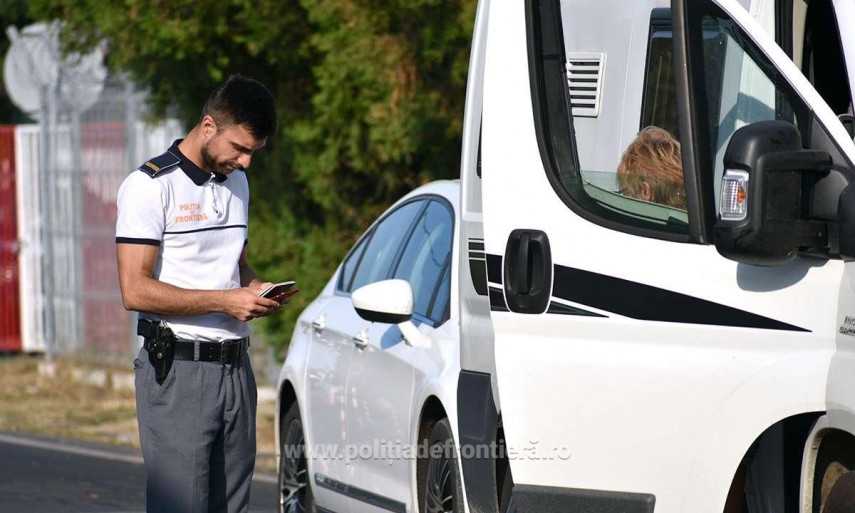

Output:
xmin=27 ymin=0 xmax=476 ymax=356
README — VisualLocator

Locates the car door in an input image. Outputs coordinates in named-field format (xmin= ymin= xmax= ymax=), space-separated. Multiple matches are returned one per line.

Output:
xmin=306 ymin=199 xmax=425 ymax=512
xmin=479 ymin=0 xmax=855 ymax=512
xmin=345 ymin=198 xmax=455 ymax=512
xmin=306 ymin=197 xmax=424 ymax=511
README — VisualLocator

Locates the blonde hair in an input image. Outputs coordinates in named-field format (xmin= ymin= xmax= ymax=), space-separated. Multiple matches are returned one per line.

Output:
xmin=617 ymin=126 xmax=685 ymax=209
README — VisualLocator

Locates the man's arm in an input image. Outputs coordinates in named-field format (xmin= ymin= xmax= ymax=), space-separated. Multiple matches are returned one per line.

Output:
xmin=238 ymin=246 xmax=263 ymax=289
xmin=117 ymin=243 xmax=279 ymax=322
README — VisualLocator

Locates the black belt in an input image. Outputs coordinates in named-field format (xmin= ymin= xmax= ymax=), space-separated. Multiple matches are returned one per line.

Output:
xmin=143 ymin=337 xmax=249 ymax=364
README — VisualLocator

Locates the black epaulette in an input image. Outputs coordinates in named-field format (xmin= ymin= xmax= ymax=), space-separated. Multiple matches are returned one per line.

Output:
xmin=138 ymin=151 xmax=180 ymax=177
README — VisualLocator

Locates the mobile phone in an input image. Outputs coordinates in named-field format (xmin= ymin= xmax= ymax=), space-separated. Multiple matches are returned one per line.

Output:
xmin=259 ymin=281 xmax=296 ymax=299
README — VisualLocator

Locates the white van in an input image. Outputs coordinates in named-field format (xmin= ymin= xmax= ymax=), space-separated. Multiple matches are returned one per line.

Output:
xmin=458 ymin=0 xmax=855 ymax=512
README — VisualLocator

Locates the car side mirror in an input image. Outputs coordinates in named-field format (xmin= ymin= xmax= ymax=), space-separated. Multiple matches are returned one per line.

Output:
xmin=714 ymin=120 xmax=831 ymax=266
xmin=351 ymin=279 xmax=427 ymax=348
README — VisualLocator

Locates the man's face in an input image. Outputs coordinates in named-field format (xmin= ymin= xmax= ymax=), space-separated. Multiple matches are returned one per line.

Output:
xmin=200 ymin=119 xmax=266 ymax=175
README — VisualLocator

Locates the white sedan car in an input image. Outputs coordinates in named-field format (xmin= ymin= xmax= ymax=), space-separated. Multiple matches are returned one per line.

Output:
xmin=275 ymin=180 xmax=464 ymax=513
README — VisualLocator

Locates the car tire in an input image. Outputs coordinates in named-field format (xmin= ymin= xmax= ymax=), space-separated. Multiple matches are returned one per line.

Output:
xmin=418 ymin=418 xmax=465 ymax=513
xmin=279 ymin=401 xmax=314 ymax=513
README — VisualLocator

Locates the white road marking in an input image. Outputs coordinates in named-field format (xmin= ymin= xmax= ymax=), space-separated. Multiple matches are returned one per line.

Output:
xmin=0 ymin=432 xmax=277 ymax=484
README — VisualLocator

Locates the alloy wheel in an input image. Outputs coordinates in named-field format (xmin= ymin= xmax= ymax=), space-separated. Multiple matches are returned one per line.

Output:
xmin=280 ymin=417 xmax=309 ymax=513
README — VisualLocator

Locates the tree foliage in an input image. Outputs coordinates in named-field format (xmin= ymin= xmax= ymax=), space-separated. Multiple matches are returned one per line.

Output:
xmin=26 ymin=0 xmax=477 ymax=356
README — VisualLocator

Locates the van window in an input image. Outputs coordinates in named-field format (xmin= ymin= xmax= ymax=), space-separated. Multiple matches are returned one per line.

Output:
xmin=640 ymin=10 xmax=679 ymax=138
xmin=693 ymin=12 xmax=803 ymax=207
xmin=531 ymin=1 xmax=818 ymax=243
xmin=535 ymin=3 xmax=691 ymax=239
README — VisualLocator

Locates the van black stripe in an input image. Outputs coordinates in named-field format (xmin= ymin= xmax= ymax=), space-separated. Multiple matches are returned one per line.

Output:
xmin=551 ymin=264 xmax=809 ymax=331
xmin=547 ymin=301 xmax=606 ymax=317
xmin=486 ymin=253 xmax=503 ymax=284
xmin=163 ymin=224 xmax=247 ymax=235
xmin=485 ymin=253 xmax=808 ymax=331
xmin=489 ymin=286 xmax=508 ymax=312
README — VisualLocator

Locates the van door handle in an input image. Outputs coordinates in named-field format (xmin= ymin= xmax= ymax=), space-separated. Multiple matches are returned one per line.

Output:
xmin=352 ymin=329 xmax=368 ymax=350
xmin=311 ymin=314 xmax=326 ymax=333
xmin=504 ymin=229 xmax=552 ymax=314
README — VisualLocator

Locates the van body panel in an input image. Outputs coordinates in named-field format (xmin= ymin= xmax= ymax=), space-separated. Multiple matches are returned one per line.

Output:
xmin=828 ymin=262 xmax=855 ymax=434
xmin=472 ymin=0 xmax=855 ymax=511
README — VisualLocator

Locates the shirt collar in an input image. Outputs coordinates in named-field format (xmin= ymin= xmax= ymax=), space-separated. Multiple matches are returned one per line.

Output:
xmin=168 ymin=139 xmax=228 ymax=186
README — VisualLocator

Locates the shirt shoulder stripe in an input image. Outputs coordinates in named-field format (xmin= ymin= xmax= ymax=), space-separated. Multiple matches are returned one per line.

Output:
xmin=138 ymin=151 xmax=181 ymax=177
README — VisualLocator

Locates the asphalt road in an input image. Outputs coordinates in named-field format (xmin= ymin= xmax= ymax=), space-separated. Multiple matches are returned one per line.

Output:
xmin=0 ymin=432 xmax=279 ymax=513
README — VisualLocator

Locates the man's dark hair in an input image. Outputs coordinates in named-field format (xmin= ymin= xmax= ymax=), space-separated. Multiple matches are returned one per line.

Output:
xmin=201 ymin=75 xmax=277 ymax=139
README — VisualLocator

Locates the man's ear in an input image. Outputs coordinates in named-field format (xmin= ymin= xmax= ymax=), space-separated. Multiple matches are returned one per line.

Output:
xmin=640 ymin=182 xmax=653 ymax=201
xmin=201 ymin=115 xmax=218 ymax=138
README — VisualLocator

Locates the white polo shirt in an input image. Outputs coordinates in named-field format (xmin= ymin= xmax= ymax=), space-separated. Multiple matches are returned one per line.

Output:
xmin=116 ymin=139 xmax=251 ymax=341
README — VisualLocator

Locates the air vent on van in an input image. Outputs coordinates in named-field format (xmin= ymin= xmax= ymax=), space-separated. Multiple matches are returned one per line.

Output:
xmin=566 ymin=52 xmax=605 ymax=118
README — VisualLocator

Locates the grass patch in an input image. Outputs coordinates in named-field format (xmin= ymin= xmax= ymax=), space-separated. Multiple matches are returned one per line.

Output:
xmin=0 ymin=354 xmax=278 ymax=474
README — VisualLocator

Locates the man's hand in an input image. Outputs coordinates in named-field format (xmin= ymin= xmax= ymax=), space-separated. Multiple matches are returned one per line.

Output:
xmin=223 ymin=287 xmax=283 ymax=322
xmin=246 ymin=280 xmax=293 ymax=306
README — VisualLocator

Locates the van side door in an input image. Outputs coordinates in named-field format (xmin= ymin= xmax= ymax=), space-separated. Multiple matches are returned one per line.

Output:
xmin=479 ymin=0 xmax=855 ymax=511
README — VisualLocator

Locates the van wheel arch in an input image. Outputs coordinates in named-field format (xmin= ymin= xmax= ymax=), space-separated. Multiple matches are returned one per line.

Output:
xmin=723 ymin=412 xmax=820 ymax=513
xmin=801 ymin=419 xmax=855 ymax=513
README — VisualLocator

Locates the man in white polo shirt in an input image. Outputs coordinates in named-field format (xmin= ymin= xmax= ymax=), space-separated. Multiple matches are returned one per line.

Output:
xmin=116 ymin=75 xmax=282 ymax=513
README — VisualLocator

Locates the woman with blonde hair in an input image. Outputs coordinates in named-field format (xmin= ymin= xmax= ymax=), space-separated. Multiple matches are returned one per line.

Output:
xmin=617 ymin=126 xmax=686 ymax=209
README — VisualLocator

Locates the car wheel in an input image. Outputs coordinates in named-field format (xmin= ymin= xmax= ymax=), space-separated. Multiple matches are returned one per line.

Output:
xmin=279 ymin=401 xmax=314 ymax=513
xmin=419 ymin=418 xmax=464 ymax=513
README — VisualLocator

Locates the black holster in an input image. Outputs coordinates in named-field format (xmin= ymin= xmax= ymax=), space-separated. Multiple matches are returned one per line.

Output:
xmin=137 ymin=319 xmax=176 ymax=385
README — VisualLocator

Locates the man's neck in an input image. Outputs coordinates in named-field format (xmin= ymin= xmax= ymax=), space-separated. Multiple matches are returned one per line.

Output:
xmin=177 ymin=127 xmax=211 ymax=174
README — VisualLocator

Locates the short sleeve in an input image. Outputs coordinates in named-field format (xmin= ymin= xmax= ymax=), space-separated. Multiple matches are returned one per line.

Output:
xmin=115 ymin=171 xmax=166 ymax=246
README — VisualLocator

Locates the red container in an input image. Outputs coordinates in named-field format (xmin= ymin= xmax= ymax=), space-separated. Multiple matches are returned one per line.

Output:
xmin=0 ymin=126 xmax=21 ymax=351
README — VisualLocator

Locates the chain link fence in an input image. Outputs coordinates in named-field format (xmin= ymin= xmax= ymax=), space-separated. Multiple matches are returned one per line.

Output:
xmin=17 ymin=76 xmax=183 ymax=360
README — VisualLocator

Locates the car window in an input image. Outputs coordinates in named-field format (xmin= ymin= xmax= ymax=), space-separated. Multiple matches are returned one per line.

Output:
xmin=429 ymin=264 xmax=451 ymax=324
xmin=338 ymin=234 xmax=368 ymax=292
xmin=348 ymin=200 xmax=424 ymax=293
xmin=393 ymin=200 xmax=453 ymax=322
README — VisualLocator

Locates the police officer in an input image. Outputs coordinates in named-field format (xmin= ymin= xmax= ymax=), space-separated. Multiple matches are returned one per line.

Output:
xmin=116 ymin=75 xmax=281 ymax=513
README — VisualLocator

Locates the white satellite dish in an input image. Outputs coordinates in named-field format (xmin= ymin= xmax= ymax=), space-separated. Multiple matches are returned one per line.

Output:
xmin=3 ymin=22 xmax=107 ymax=119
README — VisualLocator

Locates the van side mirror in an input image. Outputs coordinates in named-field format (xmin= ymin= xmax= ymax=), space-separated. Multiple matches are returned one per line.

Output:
xmin=714 ymin=121 xmax=831 ymax=266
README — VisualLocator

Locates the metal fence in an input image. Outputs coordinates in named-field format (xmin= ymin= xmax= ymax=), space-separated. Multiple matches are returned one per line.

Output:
xmin=16 ymin=77 xmax=183 ymax=359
